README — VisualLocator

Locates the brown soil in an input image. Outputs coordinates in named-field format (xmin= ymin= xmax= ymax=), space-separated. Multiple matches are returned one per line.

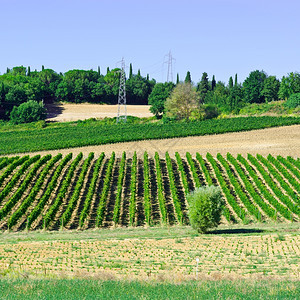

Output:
xmin=46 ymin=103 xmax=153 ymax=122
xmin=13 ymin=125 xmax=300 ymax=158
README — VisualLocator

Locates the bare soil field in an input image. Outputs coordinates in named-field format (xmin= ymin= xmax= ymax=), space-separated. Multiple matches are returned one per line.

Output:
xmin=46 ymin=103 xmax=153 ymax=122
xmin=16 ymin=124 xmax=300 ymax=158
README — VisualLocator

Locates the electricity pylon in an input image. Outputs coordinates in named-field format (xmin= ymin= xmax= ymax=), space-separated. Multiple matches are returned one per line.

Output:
xmin=116 ymin=57 xmax=127 ymax=123
xmin=164 ymin=51 xmax=175 ymax=82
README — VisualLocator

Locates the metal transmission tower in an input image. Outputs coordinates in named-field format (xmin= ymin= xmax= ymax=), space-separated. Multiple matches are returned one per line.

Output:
xmin=164 ymin=51 xmax=175 ymax=82
xmin=116 ymin=57 xmax=127 ymax=123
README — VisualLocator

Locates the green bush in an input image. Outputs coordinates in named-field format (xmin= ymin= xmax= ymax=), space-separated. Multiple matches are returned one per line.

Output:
xmin=285 ymin=93 xmax=300 ymax=108
xmin=10 ymin=100 xmax=47 ymax=124
xmin=203 ymin=104 xmax=220 ymax=119
xmin=187 ymin=185 xmax=224 ymax=233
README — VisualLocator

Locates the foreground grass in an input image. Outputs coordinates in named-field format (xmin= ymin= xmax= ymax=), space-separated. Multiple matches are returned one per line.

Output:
xmin=1 ymin=116 xmax=300 ymax=155
xmin=0 ymin=223 xmax=299 ymax=244
xmin=0 ymin=278 xmax=299 ymax=299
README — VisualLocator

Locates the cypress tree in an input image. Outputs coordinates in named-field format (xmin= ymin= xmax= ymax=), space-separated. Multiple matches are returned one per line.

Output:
xmin=146 ymin=74 xmax=149 ymax=81
xmin=137 ymin=69 xmax=141 ymax=76
xmin=106 ymin=67 xmax=110 ymax=74
xmin=197 ymin=72 xmax=210 ymax=103
xmin=229 ymin=76 xmax=233 ymax=89
xmin=176 ymin=73 xmax=179 ymax=84
xmin=97 ymin=66 xmax=100 ymax=75
xmin=185 ymin=71 xmax=191 ymax=83
xmin=129 ymin=63 xmax=133 ymax=79
xmin=6 ymin=67 xmax=10 ymax=74
xmin=27 ymin=66 xmax=31 ymax=76
xmin=42 ymin=65 xmax=45 ymax=71
xmin=234 ymin=74 xmax=238 ymax=86
xmin=211 ymin=75 xmax=216 ymax=90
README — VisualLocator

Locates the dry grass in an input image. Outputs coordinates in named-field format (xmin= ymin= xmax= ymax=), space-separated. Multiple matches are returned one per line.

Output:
xmin=0 ymin=226 xmax=299 ymax=281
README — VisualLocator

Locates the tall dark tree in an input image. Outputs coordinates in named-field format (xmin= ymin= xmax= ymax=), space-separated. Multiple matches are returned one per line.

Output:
xmin=42 ymin=65 xmax=45 ymax=71
xmin=197 ymin=72 xmax=210 ymax=103
xmin=228 ymin=76 xmax=233 ymax=89
xmin=243 ymin=70 xmax=267 ymax=103
xmin=106 ymin=67 xmax=110 ymax=74
xmin=211 ymin=75 xmax=216 ymax=90
xmin=27 ymin=66 xmax=31 ymax=77
xmin=146 ymin=74 xmax=149 ymax=81
xmin=176 ymin=73 xmax=180 ymax=84
xmin=97 ymin=66 xmax=100 ymax=76
xmin=129 ymin=63 xmax=133 ymax=79
xmin=137 ymin=69 xmax=141 ymax=76
xmin=234 ymin=74 xmax=238 ymax=86
xmin=6 ymin=67 xmax=10 ymax=74
xmin=185 ymin=71 xmax=191 ymax=83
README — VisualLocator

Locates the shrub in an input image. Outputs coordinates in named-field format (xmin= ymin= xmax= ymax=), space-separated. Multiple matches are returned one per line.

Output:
xmin=10 ymin=100 xmax=47 ymax=124
xmin=187 ymin=185 xmax=224 ymax=233
xmin=285 ymin=93 xmax=300 ymax=108
xmin=203 ymin=104 xmax=220 ymax=119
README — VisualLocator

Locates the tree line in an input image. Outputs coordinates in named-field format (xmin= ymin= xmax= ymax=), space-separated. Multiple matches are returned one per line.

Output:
xmin=0 ymin=65 xmax=300 ymax=122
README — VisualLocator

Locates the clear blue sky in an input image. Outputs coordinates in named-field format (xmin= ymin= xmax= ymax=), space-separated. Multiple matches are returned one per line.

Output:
xmin=1 ymin=0 xmax=299 ymax=84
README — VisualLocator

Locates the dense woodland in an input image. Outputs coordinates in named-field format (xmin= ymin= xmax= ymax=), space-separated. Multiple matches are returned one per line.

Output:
xmin=0 ymin=65 xmax=300 ymax=122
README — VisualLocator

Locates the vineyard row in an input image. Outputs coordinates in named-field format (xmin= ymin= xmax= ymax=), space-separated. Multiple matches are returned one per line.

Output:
xmin=0 ymin=152 xmax=299 ymax=231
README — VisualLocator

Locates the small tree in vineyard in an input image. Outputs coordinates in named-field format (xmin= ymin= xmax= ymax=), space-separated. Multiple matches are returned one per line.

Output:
xmin=187 ymin=185 xmax=224 ymax=233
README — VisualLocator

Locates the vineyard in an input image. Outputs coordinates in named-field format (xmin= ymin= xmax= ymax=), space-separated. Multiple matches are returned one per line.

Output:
xmin=1 ymin=116 xmax=300 ymax=155
xmin=0 ymin=152 xmax=299 ymax=232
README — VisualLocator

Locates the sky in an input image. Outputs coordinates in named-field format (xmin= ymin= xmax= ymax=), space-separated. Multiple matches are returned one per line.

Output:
xmin=1 ymin=0 xmax=299 ymax=84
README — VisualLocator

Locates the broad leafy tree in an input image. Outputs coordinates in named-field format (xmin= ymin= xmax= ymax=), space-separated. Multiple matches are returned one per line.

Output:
xmin=148 ymin=82 xmax=175 ymax=117
xmin=165 ymin=82 xmax=199 ymax=120
xmin=243 ymin=70 xmax=267 ymax=103
xmin=278 ymin=72 xmax=300 ymax=100
xmin=261 ymin=76 xmax=280 ymax=102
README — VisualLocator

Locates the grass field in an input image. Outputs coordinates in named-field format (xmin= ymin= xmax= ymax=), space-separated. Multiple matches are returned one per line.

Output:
xmin=0 ymin=278 xmax=299 ymax=299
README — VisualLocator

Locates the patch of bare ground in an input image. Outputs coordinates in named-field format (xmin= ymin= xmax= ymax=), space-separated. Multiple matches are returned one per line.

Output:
xmin=46 ymin=103 xmax=153 ymax=122
xmin=11 ymin=125 xmax=300 ymax=159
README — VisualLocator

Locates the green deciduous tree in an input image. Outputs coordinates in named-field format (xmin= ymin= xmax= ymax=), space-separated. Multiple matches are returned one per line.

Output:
xmin=10 ymin=100 xmax=47 ymax=124
xmin=243 ymin=70 xmax=267 ymax=103
xmin=285 ymin=92 xmax=300 ymax=108
xmin=261 ymin=76 xmax=280 ymax=102
xmin=148 ymin=82 xmax=175 ymax=117
xmin=187 ymin=185 xmax=224 ymax=233
xmin=278 ymin=72 xmax=300 ymax=100
xmin=165 ymin=82 xmax=199 ymax=120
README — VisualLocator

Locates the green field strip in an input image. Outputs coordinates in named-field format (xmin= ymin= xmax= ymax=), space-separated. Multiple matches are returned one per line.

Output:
xmin=1 ymin=116 xmax=300 ymax=155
